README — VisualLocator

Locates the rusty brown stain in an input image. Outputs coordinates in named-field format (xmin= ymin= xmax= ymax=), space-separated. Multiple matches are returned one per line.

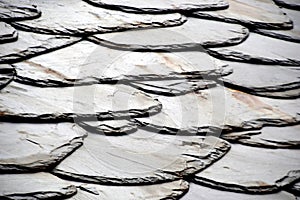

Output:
xmin=23 ymin=60 xmax=69 ymax=80
xmin=158 ymin=53 xmax=186 ymax=72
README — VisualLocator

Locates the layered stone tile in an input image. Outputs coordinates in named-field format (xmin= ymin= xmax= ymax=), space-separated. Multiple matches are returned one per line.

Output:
xmin=12 ymin=0 xmax=186 ymax=36
xmin=0 ymin=0 xmax=41 ymax=22
xmin=182 ymin=183 xmax=298 ymax=200
xmin=0 ymin=64 xmax=15 ymax=90
xmin=273 ymin=0 xmax=300 ymax=10
xmin=68 ymin=180 xmax=189 ymax=199
xmin=88 ymin=17 xmax=249 ymax=49
xmin=13 ymin=40 xmax=230 ymax=87
xmin=0 ymin=22 xmax=17 ymax=44
xmin=220 ymin=61 xmax=300 ymax=98
xmin=53 ymin=131 xmax=230 ymax=184
xmin=191 ymin=0 xmax=292 ymax=29
xmin=0 ymin=173 xmax=77 ymax=199
xmin=0 ymin=30 xmax=80 ymax=64
xmin=83 ymin=0 xmax=229 ymax=13
xmin=222 ymin=125 xmax=300 ymax=149
xmin=208 ymin=33 xmax=300 ymax=66
xmin=136 ymin=86 xmax=300 ymax=135
xmin=255 ymin=8 xmax=300 ymax=43
xmin=0 ymin=82 xmax=162 ymax=122
xmin=193 ymin=144 xmax=300 ymax=193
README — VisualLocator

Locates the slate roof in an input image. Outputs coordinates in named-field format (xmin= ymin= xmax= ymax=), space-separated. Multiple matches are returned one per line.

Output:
xmin=0 ymin=0 xmax=299 ymax=199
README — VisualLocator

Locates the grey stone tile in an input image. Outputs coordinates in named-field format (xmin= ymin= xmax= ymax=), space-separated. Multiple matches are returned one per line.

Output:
xmin=273 ymin=0 xmax=300 ymax=10
xmin=0 ymin=64 xmax=15 ymax=90
xmin=0 ymin=22 xmax=17 ymax=44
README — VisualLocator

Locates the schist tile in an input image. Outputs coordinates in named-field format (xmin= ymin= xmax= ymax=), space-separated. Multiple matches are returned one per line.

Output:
xmin=0 ymin=22 xmax=17 ymax=44
xmin=194 ymin=144 xmax=300 ymax=193
xmin=273 ymin=0 xmax=300 ymax=10
xmin=0 ymin=122 xmax=86 ymax=172
xmin=0 ymin=64 xmax=15 ymax=90
xmin=0 ymin=81 xmax=162 ymax=122
xmin=52 ymin=131 xmax=230 ymax=185
xmin=82 ymin=0 xmax=229 ymax=13
xmin=12 ymin=0 xmax=186 ymax=36
xmin=208 ymin=33 xmax=300 ymax=66
xmin=191 ymin=0 xmax=292 ymax=29
xmin=88 ymin=17 xmax=249 ymax=49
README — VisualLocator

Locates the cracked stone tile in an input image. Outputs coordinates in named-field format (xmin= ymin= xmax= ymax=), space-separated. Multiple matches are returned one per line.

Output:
xmin=78 ymin=120 xmax=138 ymax=135
xmin=13 ymin=40 xmax=231 ymax=87
xmin=193 ymin=144 xmax=300 ymax=193
xmin=181 ymin=183 xmax=297 ymax=200
xmin=0 ymin=172 xmax=77 ymax=199
xmin=208 ymin=32 xmax=300 ymax=66
xmin=0 ymin=0 xmax=41 ymax=22
xmin=0 ymin=122 xmax=86 ymax=172
xmin=52 ymin=130 xmax=230 ymax=184
xmin=191 ymin=0 xmax=292 ymax=29
xmin=129 ymin=79 xmax=217 ymax=96
xmin=273 ymin=0 xmax=300 ymax=10
xmin=220 ymin=60 xmax=300 ymax=98
xmin=0 ymin=81 xmax=162 ymax=122
xmin=12 ymin=0 xmax=186 ymax=36
xmin=222 ymin=125 xmax=300 ymax=149
xmin=83 ymin=0 xmax=229 ymax=13
xmin=0 ymin=64 xmax=15 ymax=90
xmin=0 ymin=30 xmax=81 ymax=64
xmin=67 ymin=180 xmax=188 ymax=200
xmin=255 ymin=8 xmax=300 ymax=43
xmin=0 ymin=22 xmax=17 ymax=44
xmin=88 ymin=17 xmax=249 ymax=50
xmin=136 ymin=86 xmax=300 ymax=135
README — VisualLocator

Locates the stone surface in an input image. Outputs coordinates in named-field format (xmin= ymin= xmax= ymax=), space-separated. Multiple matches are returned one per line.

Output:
xmin=221 ymin=61 xmax=300 ymax=98
xmin=12 ymin=0 xmax=186 ymax=36
xmin=0 ymin=122 xmax=86 ymax=172
xmin=14 ymin=40 xmax=231 ymax=87
xmin=192 ymin=0 xmax=292 ymax=29
xmin=0 ymin=82 xmax=162 ymax=122
xmin=208 ymin=33 xmax=300 ymax=66
xmin=53 ymin=130 xmax=230 ymax=184
xmin=88 ymin=17 xmax=249 ymax=49
xmin=68 ymin=180 xmax=189 ymax=200
xmin=136 ymin=86 xmax=300 ymax=135
xmin=83 ymin=0 xmax=229 ymax=13
xmin=194 ymin=144 xmax=300 ymax=193
xmin=0 ymin=0 xmax=41 ymax=22
xmin=0 ymin=30 xmax=80 ymax=64
xmin=0 ymin=22 xmax=17 ymax=44
xmin=273 ymin=0 xmax=300 ymax=10
xmin=222 ymin=125 xmax=300 ymax=149
xmin=0 ymin=64 xmax=15 ymax=90
xmin=0 ymin=173 xmax=77 ymax=199
xmin=182 ymin=183 xmax=297 ymax=200
xmin=255 ymin=8 xmax=300 ymax=43
xmin=287 ymin=181 xmax=300 ymax=195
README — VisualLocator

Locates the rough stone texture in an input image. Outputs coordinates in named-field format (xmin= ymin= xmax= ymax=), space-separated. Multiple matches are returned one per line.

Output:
xmin=222 ymin=125 xmax=300 ymax=149
xmin=287 ymin=181 xmax=300 ymax=196
xmin=273 ymin=0 xmax=300 ymax=10
xmin=0 ymin=82 xmax=162 ymax=122
xmin=14 ymin=40 xmax=231 ymax=87
xmin=53 ymin=131 xmax=230 ymax=185
xmin=221 ymin=60 xmax=300 ymax=98
xmin=0 ymin=0 xmax=41 ymax=22
xmin=0 ymin=30 xmax=80 ymax=64
xmin=88 ymin=17 xmax=249 ymax=49
xmin=0 ymin=173 xmax=77 ymax=199
xmin=0 ymin=122 xmax=86 ymax=172
xmin=129 ymin=79 xmax=216 ymax=96
xmin=0 ymin=22 xmax=17 ymax=44
xmin=68 ymin=180 xmax=189 ymax=199
xmin=192 ymin=0 xmax=292 ymax=29
xmin=136 ymin=86 xmax=300 ymax=135
xmin=83 ymin=0 xmax=229 ymax=13
xmin=181 ymin=183 xmax=297 ymax=200
xmin=208 ymin=33 xmax=300 ymax=66
xmin=12 ymin=0 xmax=186 ymax=36
xmin=0 ymin=64 xmax=15 ymax=90
xmin=255 ymin=8 xmax=300 ymax=43
xmin=194 ymin=144 xmax=300 ymax=193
